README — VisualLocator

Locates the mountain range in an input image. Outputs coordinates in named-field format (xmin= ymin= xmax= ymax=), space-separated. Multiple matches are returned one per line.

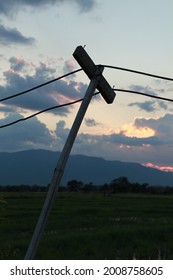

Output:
xmin=0 ymin=149 xmax=173 ymax=186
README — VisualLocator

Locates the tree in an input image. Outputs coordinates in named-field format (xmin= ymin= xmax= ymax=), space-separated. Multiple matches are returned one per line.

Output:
xmin=67 ymin=180 xmax=84 ymax=192
xmin=110 ymin=176 xmax=131 ymax=193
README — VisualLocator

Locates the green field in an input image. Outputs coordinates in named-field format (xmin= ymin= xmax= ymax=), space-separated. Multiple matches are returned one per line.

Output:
xmin=0 ymin=192 xmax=173 ymax=259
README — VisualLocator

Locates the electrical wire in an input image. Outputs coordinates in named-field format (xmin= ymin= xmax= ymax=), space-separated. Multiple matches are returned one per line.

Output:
xmin=0 ymin=65 xmax=173 ymax=104
xmin=0 ymin=63 xmax=173 ymax=129
xmin=0 ymin=97 xmax=85 ymax=129
xmin=115 ymin=88 xmax=173 ymax=102
xmin=100 ymin=65 xmax=173 ymax=81
xmin=0 ymin=68 xmax=82 ymax=103
xmin=1 ymin=88 xmax=173 ymax=129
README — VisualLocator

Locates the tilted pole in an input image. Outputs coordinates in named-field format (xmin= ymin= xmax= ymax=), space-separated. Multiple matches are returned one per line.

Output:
xmin=24 ymin=66 xmax=104 ymax=260
xmin=24 ymin=46 xmax=115 ymax=259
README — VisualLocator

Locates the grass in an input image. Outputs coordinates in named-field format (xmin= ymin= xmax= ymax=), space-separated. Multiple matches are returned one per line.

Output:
xmin=0 ymin=192 xmax=173 ymax=259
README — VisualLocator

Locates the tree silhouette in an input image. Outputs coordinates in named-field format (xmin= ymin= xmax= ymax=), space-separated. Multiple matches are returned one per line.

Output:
xmin=67 ymin=180 xmax=83 ymax=192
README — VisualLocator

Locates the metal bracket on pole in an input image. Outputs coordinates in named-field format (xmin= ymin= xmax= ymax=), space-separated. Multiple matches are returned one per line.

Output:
xmin=24 ymin=66 xmax=104 ymax=260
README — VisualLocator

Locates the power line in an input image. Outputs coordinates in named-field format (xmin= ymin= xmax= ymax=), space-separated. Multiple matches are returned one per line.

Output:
xmin=115 ymin=88 xmax=173 ymax=102
xmin=0 ymin=66 xmax=172 ymax=104
xmin=100 ymin=65 xmax=173 ymax=81
xmin=0 ymin=68 xmax=82 ymax=103
xmin=0 ymin=96 xmax=85 ymax=129
xmin=0 ymin=63 xmax=173 ymax=129
xmin=1 ymin=88 xmax=173 ymax=129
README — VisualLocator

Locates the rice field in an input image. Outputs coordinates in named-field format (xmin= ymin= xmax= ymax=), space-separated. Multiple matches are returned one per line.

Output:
xmin=0 ymin=191 xmax=173 ymax=259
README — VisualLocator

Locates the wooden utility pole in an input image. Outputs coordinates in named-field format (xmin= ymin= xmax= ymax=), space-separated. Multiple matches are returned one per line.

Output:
xmin=24 ymin=46 xmax=115 ymax=260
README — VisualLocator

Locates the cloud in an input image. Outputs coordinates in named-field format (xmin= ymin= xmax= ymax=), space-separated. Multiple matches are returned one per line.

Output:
xmin=142 ymin=162 xmax=173 ymax=173
xmin=129 ymin=100 xmax=169 ymax=112
xmin=0 ymin=0 xmax=96 ymax=16
xmin=55 ymin=120 xmax=70 ymax=141
xmin=0 ymin=113 xmax=53 ymax=151
xmin=101 ymin=133 xmax=161 ymax=147
xmin=72 ymin=113 xmax=173 ymax=165
xmin=129 ymin=100 xmax=156 ymax=112
xmin=134 ymin=114 xmax=173 ymax=142
xmin=0 ymin=24 xmax=36 ymax=46
xmin=63 ymin=59 xmax=78 ymax=75
xmin=1 ymin=112 xmax=173 ymax=167
xmin=0 ymin=57 xmax=87 ymax=115
xmin=130 ymin=85 xmax=157 ymax=96
xmin=9 ymin=56 xmax=26 ymax=72
xmin=128 ymin=84 xmax=169 ymax=112
xmin=54 ymin=119 xmax=161 ymax=153
xmin=85 ymin=118 xmax=99 ymax=127
xmin=74 ymin=0 xmax=96 ymax=12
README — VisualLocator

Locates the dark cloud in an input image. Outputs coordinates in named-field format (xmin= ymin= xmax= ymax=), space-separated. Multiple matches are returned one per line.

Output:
xmin=75 ymin=0 xmax=96 ymax=12
xmin=101 ymin=133 xmax=161 ymax=147
xmin=85 ymin=118 xmax=99 ymax=127
xmin=0 ymin=0 xmax=96 ymax=16
xmin=52 ymin=120 xmax=167 ymax=164
xmin=0 ymin=24 xmax=35 ymax=46
xmin=129 ymin=100 xmax=156 ymax=112
xmin=55 ymin=120 xmax=70 ymax=141
xmin=135 ymin=114 xmax=173 ymax=142
xmin=73 ymin=132 xmax=157 ymax=150
xmin=1 ymin=112 xmax=173 ymax=166
xmin=0 ymin=113 xmax=53 ymax=152
xmin=130 ymin=85 xmax=157 ymax=96
xmin=157 ymin=101 xmax=168 ymax=110
xmin=9 ymin=56 xmax=26 ymax=72
xmin=71 ymin=114 xmax=173 ymax=164
xmin=129 ymin=100 xmax=168 ymax=112
xmin=128 ymin=84 xmax=169 ymax=112
xmin=0 ymin=57 xmax=87 ymax=115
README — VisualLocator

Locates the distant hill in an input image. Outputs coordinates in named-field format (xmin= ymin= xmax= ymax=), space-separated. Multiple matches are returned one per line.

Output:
xmin=0 ymin=149 xmax=173 ymax=186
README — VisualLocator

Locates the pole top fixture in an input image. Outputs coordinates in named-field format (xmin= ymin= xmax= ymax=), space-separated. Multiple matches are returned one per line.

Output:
xmin=73 ymin=46 xmax=115 ymax=104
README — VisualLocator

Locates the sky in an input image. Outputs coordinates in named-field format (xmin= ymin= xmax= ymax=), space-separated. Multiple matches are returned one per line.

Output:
xmin=0 ymin=0 xmax=173 ymax=171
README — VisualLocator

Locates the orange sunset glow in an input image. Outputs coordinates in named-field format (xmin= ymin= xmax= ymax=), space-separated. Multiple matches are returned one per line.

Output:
xmin=120 ymin=123 xmax=155 ymax=138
